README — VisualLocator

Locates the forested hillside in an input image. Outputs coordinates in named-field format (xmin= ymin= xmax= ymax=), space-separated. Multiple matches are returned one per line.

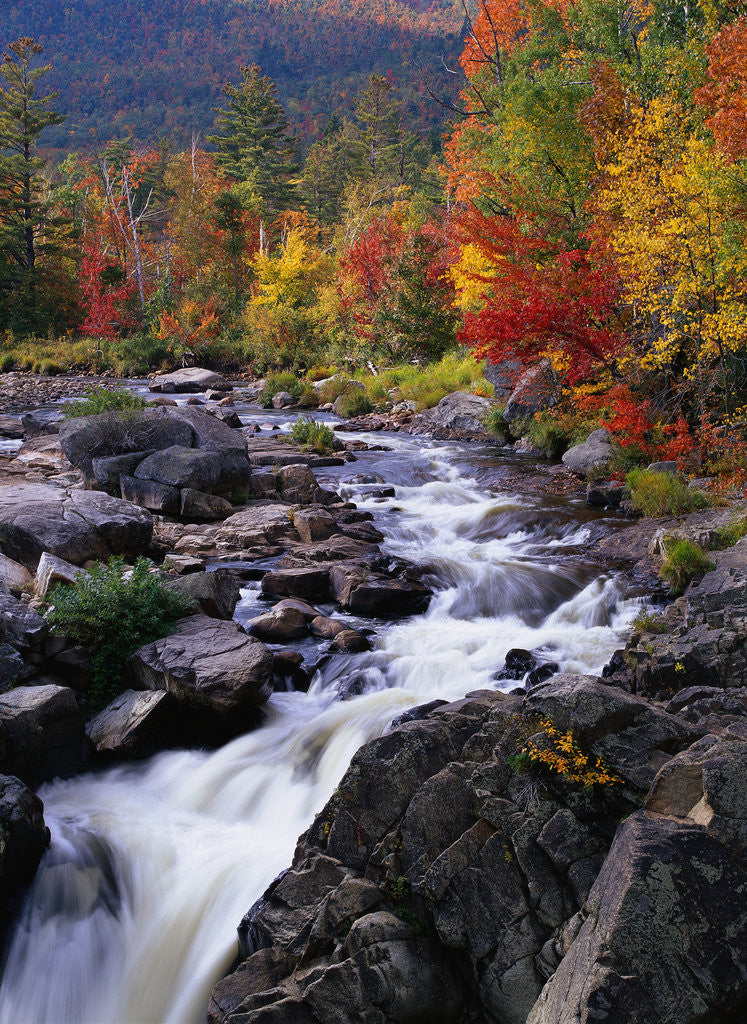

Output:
xmin=0 ymin=0 xmax=464 ymax=148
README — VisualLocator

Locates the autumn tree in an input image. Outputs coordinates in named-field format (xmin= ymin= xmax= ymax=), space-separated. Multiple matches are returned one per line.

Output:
xmin=0 ymin=38 xmax=73 ymax=331
xmin=210 ymin=65 xmax=298 ymax=215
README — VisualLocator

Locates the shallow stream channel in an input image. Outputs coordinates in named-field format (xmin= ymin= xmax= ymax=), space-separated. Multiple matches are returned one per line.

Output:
xmin=0 ymin=387 xmax=641 ymax=1023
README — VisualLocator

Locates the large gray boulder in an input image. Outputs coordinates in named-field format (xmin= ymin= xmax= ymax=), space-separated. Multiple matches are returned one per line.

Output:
xmin=504 ymin=359 xmax=560 ymax=423
xmin=165 ymin=570 xmax=241 ymax=620
xmin=410 ymin=392 xmax=496 ymax=441
xmin=131 ymin=615 xmax=273 ymax=717
xmin=86 ymin=689 xmax=180 ymax=759
xmin=0 ymin=483 xmax=153 ymax=569
xmin=217 ymin=504 xmax=298 ymax=549
xmin=149 ymin=367 xmax=232 ymax=393
xmin=59 ymin=408 xmax=194 ymax=477
xmin=0 ymin=774 xmax=49 ymax=897
xmin=484 ymin=358 xmax=522 ymax=399
xmin=0 ymin=684 xmax=86 ymax=786
xmin=135 ymin=445 xmax=220 ymax=492
xmin=528 ymin=740 xmax=747 ymax=1024
xmin=562 ymin=429 xmax=614 ymax=478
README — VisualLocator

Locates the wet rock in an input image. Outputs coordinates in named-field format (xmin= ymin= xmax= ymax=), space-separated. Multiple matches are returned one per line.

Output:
xmin=272 ymin=598 xmax=319 ymax=620
xmin=0 ymin=774 xmax=49 ymax=897
xmin=131 ymin=615 xmax=274 ymax=717
xmin=148 ymin=396 xmax=178 ymax=407
xmin=180 ymin=488 xmax=233 ymax=523
xmin=165 ymin=570 xmax=241 ymax=620
xmin=277 ymin=464 xmax=333 ymax=505
xmin=293 ymin=508 xmax=337 ymax=544
xmin=272 ymin=651 xmax=309 ymax=692
xmin=0 ymin=684 xmax=86 ymax=786
xmin=329 ymin=564 xmax=431 ymax=617
xmin=217 ymin=504 xmax=297 ymax=548
xmin=120 ymin=474 xmax=180 ymax=516
xmin=586 ymin=480 xmax=627 ymax=507
xmin=0 ymin=483 xmax=153 ymax=569
xmin=86 ymin=689 xmax=183 ymax=758
xmin=261 ymin=566 xmax=331 ymax=603
xmin=504 ymin=360 xmax=560 ymax=423
xmin=149 ymin=367 xmax=232 ymax=393
xmin=309 ymin=615 xmax=346 ymax=639
xmin=246 ymin=607 xmax=309 ymax=642
xmin=501 ymin=648 xmax=537 ymax=679
xmin=0 ymin=416 xmax=24 ymax=440
xmin=332 ymin=629 xmax=371 ymax=653
xmin=207 ymin=406 xmax=243 ymax=428
xmin=411 ymin=391 xmax=497 ymax=441
xmin=0 ymin=553 xmax=31 ymax=596
xmin=272 ymin=391 xmax=294 ymax=409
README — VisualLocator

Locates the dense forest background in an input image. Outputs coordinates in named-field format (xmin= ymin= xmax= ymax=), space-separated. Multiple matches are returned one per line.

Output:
xmin=1 ymin=0 xmax=464 ymax=148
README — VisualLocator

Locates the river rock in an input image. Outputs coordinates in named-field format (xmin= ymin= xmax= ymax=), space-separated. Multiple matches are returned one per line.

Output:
xmin=272 ymin=598 xmax=319 ymax=620
xmin=0 ymin=416 xmax=24 ymax=440
xmin=528 ymin=742 xmax=747 ymax=1024
xmin=562 ymin=430 xmax=614 ymax=478
xmin=180 ymin=488 xmax=233 ymax=522
xmin=332 ymin=629 xmax=371 ymax=652
xmin=59 ymin=408 xmax=194 ymax=477
xmin=34 ymin=552 xmax=84 ymax=600
xmin=411 ymin=391 xmax=496 ymax=441
xmin=246 ymin=607 xmax=309 ymax=642
xmin=309 ymin=615 xmax=346 ymax=639
xmin=120 ymin=474 xmax=180 ymax=516
xmin=278 ymin=465 xmax=333 ymax=505
xmin=135 ymin=445 xmax=220 ymax=492
xmin=328 ymin=564 xmax=431 ymax=617
xmin=149 ymin=367 xmax=232 ymax=393
xmin=91 ymin=451 xmax=155 ymax=495
xmin=86 ymin=689 xmax=174 ymax=758
xmin=261 ymin=566 xmax=331 ymax=602
xmin=165 ymin=570 xmax=241 ymax=620
xmin=0 ymin=484 xmax=153 ymax=570
xmin=504 ymin=359 xmax=560 ymax=424
xmin=131 ymin=615 xmax=274 ymax=717
xmin=0 ymin=684 xmax=86 ymax=786
xmin=271 ymin=391 xmax=294 ymax=409
xmin=207 ymin=406 xmax=243 ymax=428
xmin=0 ymin=553 xmax=31 ymax=596
xmin=293 ymin=508 xmax=338 ymax=544
xmin=0 ymin=774 xmax=49 ymax=898
xmin=217 ymin=504 xmax=298 ymax=548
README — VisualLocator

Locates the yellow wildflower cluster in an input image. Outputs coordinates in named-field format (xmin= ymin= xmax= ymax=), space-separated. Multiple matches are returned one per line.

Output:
xmin=515 ymin=717 xmax=623 ymax=788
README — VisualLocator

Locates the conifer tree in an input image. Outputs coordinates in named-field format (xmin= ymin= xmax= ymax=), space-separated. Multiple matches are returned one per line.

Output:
xmin=0 ymin=38 xmax=69 ymax=331
xmin=209 ymin=65 xmax=297 ymax=215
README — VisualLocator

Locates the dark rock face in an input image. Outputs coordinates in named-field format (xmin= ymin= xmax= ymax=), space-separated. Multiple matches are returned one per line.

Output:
xmin=0 ymin=774 xmax=49 ymax=898
xmin=86 ymin=689 xmax=178 ymax=759
xmin=59 ymin=409 xmax=194 ymax=478
xmin=165 ymin=571 xmax=241 ymax=620
xmin=0 ymin=684 xmax=86 ymax=786
xmin=504 ymin=360 xmax=560 ymax=424
xmin=485 ymin=358 xmax=522 ymax=399
xmin=210 ymin=676 xmax=740 ymax=1024
xmin=0 ymin=483 xmax=153 ymax=569
xmin=120 ymin=475 xmax=181 ymax=516
xmin=131 ymin=615 xmax=274 ymax=717
xmin=180 ymin=489 xmax=233 ymax=523
xmin=135 ymin=445 xmax=220 ymax=492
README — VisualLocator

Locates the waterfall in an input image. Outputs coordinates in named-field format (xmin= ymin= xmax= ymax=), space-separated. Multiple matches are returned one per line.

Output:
xmin=0 ymin=427 xmax=638 ymax=1024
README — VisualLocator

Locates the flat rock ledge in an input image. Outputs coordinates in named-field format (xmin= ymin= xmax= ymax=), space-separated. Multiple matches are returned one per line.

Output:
xmin=209 ymin=673 xmax=746 ymax=1024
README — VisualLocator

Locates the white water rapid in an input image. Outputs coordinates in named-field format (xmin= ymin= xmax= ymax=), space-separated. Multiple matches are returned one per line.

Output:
xmin=0 ymin=428 xmax=639 ymax=1024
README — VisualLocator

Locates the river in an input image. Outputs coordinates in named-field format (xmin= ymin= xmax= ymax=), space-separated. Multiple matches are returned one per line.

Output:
xmin=0 ymin=400 xmax=639 ymax=1024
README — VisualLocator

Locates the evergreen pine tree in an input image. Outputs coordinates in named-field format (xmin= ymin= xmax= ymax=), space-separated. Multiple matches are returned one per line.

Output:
xmin=209 ymin=65 xmax=297 ymax=215
xmin=0 ymin=38 xmax=70 ymax=331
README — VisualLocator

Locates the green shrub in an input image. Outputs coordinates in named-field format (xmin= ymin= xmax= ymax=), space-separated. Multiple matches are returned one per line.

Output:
xmin=317 ymin=375 xmax=357 ymax=405
xmin=712 ymin=514 xmax=747 ymax=549
xmin=62 ymin=386 xmax=147 ymax=420
xmin=45 ymin=556 xmax=194 ymax=712
xmin=631 ymin=607 xmax=669 ymax=634
xmin=0 ymin=353 xmax=15 ymax=372
xmin=626 ymin=468 xmax=711 ymax=517
xmin=659 ymin=538 xmax=715 ymax=595
xmin=260 ymin=371 xmax=303 ymax=408
xmin=288 ymin=416 xmax=336 ymax=452
xmin=484 ymin=405 xmax=511 ymax=442
xmin=334 ymin=389 xmax=373 ymax=418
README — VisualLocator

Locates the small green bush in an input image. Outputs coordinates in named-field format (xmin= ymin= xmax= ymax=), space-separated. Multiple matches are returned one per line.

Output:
xmin=631 ymin=607 xmax=669 ymax=634
xmin=288 ymin=416 xmax=336 ymax=452
xmin=484 ymin=406 xmax=511 ymax=442
xmin=45 ymin=556 xmax=194 ymax=711
xmin=260 ymin=371 xmax=303 ymax=408
xmin=317 ymin=375 xmax=357 ymax=405
xmin=626 ymin=468 xmax=711 ymax=517
xmin=0 ymin=353 xmax=15 ymax=372
xmin=334 ymin=390 xmax=373 ymax=418
xmin=659 ymin=538 xmax=715 ymax=595
xmin=62 ymin=386 xmax=147 ymax=420
xmin=712 ymin=514 xmax=747 ymax=549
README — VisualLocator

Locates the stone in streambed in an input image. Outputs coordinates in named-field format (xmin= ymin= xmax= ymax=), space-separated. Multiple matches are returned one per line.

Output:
xmin=91 ymin=450 xmax=154 ymax=495
xmin=135 ymin=445 xmax=220 ymax=492
xmin=180 ymin=488 xmax=233 ymax=523
xmin=0 ymin=774 xmax=49 ymax=898
xmin=34 ymin=552 xmax=83 ymax=600
xmin=332 ymin=629 xmax=371 ymax=653
xmin=86 ymin=689 xmax=181 ymax=758
xmin=0 ymin=483 xmax=153 ymax=570
xmin=165 ymin=570 xmax=241 ymax=620
xmin=0 ymin=553 xmax=31 ymax=596
xmin=272 ymin=598 xmax=319 ymax=621
xmin=293 ymin=508 xmax=338 ymax=544
xmin=120 ymin=474 xmax=180 ymax=516
xmin=261 ymin=566 xmax=331 ymax=603
xmin=131 ymin=615 xmax=273 ymax=717
xmin=0 ymin=684 xmax=86 ymax=787
xmin=149 ymin=367 xmax=232 ymax=393
xmin=310 ymin=615 xmax=346 ymax=639
xmin=247 ymin=607 xmax=309 ymax=642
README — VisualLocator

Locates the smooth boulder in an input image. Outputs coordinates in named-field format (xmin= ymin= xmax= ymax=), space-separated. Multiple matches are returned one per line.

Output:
xmin=0 ymin=774 xmax=49 ymax=896
xmin=562 ymin=429 xmax=614 ymax=478
xmin=0 ymin=484 xmax=153 ymax=570
xmin=149 ymin=367 xmax=232 ymax=393
xmin=0 ymin=684 xmax=86 ymax=786
xmin=411 ymin=392 xmax=496 ymax=441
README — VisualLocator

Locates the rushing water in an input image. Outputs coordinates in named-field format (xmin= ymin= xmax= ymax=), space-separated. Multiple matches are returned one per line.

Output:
xmin=0 ymin=407 xmax=639 ymax=1024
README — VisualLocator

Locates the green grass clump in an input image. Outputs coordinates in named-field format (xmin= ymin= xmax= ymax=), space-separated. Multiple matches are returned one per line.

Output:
xmin=45 ymin=556 xmax=194 ymax=712
xmin=527 ymin=411 xmax=598 ymax=457
xmin=260 ymin=371 xmax=304 ymax=408
xmin=484 ymin=405 xmax=511 ymax=441
xmin=626 ymin=468 xmax=711 ymax=517
xmin=288 ymin=416 xmax=336 ymax=452
xmin=62 ymin=386 xmax=147 ymax=420
xmin=367 ymin=352 xmax=490 ymax=411
xmin=659 ymin=538 xmax=715 ymax=595
xmin=712 ymin=514 xmax=747 ymax=549
xmin=334 ymin=390 xmax=373 ymax=418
